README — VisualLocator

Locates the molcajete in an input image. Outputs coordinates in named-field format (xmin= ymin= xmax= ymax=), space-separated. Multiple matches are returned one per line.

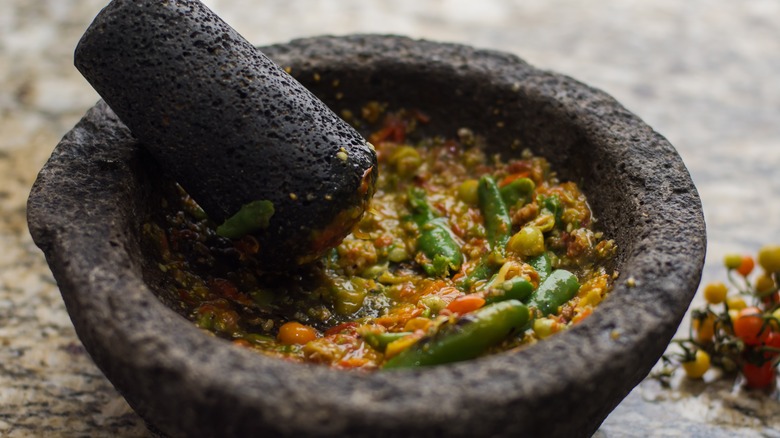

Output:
xmin=27 ymin=35 xmax=706 ymax=437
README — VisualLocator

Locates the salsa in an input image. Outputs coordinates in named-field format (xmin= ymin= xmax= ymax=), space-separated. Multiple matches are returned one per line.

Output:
xmin=143 ymin=103 xmax=617 ymax=370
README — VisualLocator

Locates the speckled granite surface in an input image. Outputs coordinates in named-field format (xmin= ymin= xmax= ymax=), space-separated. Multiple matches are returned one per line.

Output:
xmin=2 ymin=1 xmax=779 ymax=436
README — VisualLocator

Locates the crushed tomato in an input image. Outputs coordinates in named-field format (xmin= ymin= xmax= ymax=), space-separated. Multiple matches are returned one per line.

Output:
xmin=144 ymin=104 xmax=617 ymax=370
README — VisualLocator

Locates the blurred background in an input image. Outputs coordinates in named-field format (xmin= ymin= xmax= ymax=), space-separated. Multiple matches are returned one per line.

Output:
xmin=2 ymin=0 xmax=779 ymax=436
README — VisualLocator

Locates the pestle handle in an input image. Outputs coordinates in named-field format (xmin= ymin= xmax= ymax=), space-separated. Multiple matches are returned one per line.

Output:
xmin=74 ymin=0 xmax=376 ymax=268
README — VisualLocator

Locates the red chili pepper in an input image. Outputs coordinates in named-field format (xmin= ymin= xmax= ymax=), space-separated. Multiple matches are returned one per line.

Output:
xmin=370 ymin=115 xmax=407 ymax=143
xmin=325 ymin=322 xmax=358 ymax=336
xmin=411 ymin=109 xmax=431 ymax=124
xmin=762 ymin=291 xmax=780 ymax=308
xmin=765 ymin=332 xmax=780 ymax=352
xmin=742 ymin=361 xmax=776 ymax=389
xmin=736 ymin=255 xmax=755 ymax=277
xmin=733 ymin=307 xmax=770 ymax=346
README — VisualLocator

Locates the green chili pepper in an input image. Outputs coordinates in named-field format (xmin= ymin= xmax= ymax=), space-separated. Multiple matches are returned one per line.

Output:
xmin=363 ymin=332 xmax=413 ymax=351
xmin=455 ymin=176 xmax=513 ymax=291
xmin=407 ymin=187 xmax=463 ymax=277
xmin=383 ymin=300 xmax=531 ymax=369
xmin=484 ymin=277 xmax=535 ymax=304
xmin=540 ymin=195 xmax=563 ymax=229
xmin=499 ymin=177 xmax=535 ymax=207
xmin=249 ymin=289 xmax=275 ymax=307
xmin=478 ymin=175 xmax=512 ymax=251
xmin=216 ymin=199 xmax=275 ymax=239
xmin=456 ymin=257 xmax=494 ymax=292
xmin=528 ymin=252 xmax=552 ymax=282
xmin=527 ymin=269 xmax=580 ymax=316
xmin=195 ymin=310 xmax=215 ymax=330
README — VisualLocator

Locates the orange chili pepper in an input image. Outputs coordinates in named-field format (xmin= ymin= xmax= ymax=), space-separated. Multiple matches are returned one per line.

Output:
xmin=278 ymin=322 xmax=319 ymax=345
xmin=446 ymin=294 xmax=486 ymax=315
xmin=736 ymin=255 xmax=755 ymax=277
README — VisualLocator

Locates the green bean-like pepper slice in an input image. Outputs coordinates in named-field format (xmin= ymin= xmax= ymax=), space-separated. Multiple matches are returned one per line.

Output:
xmin=456 ymin=258 xmax=493 ymax=292
xmin=484 ymin=277 xmax=534 ymax=304
xmin=455 ymin=176 xmax=513 ymax=291
xmin=527 ymin=252 xmax=552 ymax=282
xmin=407 ymin=187 xmax=463 ymax=277
xmin=527 ymin=269 xmax=580 ymax=316
xmin=216 ymin=199 xmax=275 ymax=239
xmin=383 ymin=300 xmax=531 ymax=369
xmin=478 ymin=175 xmax=512 ymax=251
xmin=540 ymin=195 xmax=564 ymax=229
xmin=499 ymin=177 xmax=535 ymax=208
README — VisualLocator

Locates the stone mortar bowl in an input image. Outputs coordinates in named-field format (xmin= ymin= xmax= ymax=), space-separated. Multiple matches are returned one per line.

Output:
xmin=28 ymin=35 xmax=706 ymax=437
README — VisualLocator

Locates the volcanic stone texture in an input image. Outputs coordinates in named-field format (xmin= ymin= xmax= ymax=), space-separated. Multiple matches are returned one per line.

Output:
xmin=74 ymin=0 xmax=376 ymax=268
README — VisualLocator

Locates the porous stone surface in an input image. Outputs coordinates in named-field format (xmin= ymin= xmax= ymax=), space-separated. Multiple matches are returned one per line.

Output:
xmin=28 ymin=35 xmax=706 ymax=437
xmin=74 ymin=0 xmax=376 ymax=268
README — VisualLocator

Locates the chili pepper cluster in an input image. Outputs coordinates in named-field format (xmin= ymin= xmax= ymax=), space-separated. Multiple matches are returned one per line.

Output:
xmin=662 ymin=246 xmax=780 ymax=390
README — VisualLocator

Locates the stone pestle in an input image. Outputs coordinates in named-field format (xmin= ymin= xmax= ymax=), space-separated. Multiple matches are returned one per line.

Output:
xmin=74 ymin=0 xmax=377 ymax=269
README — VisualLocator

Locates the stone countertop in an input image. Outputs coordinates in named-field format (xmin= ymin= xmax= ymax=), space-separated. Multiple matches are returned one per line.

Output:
xmin=1 ymin=0 xmax=779 ymax=436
